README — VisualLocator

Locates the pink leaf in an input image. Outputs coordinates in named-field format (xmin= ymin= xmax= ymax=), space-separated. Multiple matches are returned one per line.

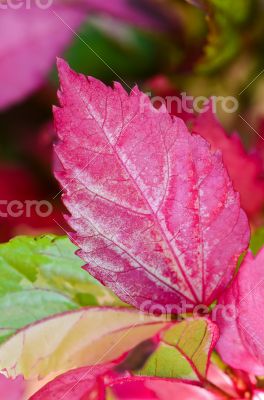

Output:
xmin=30 ymin=364 xmax=222 ymax=399
xmin=253 ymin=391 xmax=264 ymax=399
xmin=30 ymin=363 xmax=116 ymax=399
xmin=0 ymin=4 xmax=84 ymax=110
xmin=0 ymin=1 xmax=177 ymax=110
xmin=192 ymin=105 xmax=264 ymax=218
xmin=141 ymin=379 xmax=222 ymax=400
xmin=0 ymin=374 xmax=25 ymax=400
xmin=216 ymin=248 xmax=264 ymax=375
xmin=54 ymin=60 xmax=249 ymax=310
xmin=207 ymin=364 xmax=238 ymax=398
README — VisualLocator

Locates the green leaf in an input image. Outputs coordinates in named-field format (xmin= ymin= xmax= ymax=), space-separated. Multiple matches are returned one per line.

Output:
xmin=195 ymin=0 xmax=251 ymax=72
xmin=235 ymin=228 xmax=263 ymax=270
xmin=210 ymin=0 xmax=251 ymax=24
xmin=137 ymin=318 xmax=218 ymax=381
xmin=0 ymin=235 xmax=125 ymax=307
xmin=250 ymin=227 xmax=264 ymax=255
xmin=0 ymin=235 xmax=126 ymax=343
xmin=0 ymin=289 xmax=77 ymax=337
xmin=197 ymin=13 xmax=239 ymax=73
xmin=0 ymin=329 xmax=15 ymax=345
xmin=51 ymin=20 xmax=159 ymax=85
xmin=138 ymin=343 xmax=197 ymax=380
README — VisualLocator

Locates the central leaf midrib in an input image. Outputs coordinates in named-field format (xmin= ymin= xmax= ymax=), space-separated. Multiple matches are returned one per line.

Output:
xmin=83 ymin=99 xmax=199 ymax=304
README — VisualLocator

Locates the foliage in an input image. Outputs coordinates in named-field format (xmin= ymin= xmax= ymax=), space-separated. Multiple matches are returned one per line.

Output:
xmin=1 ymin=1 xmax=264 ymax=398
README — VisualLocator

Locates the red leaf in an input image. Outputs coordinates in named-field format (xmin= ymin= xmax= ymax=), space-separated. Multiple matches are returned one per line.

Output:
xmin=216 ymin=248 xmax=264 ymax=375
xmin=30 ymin=364 xmax=222 ymax=399
xmin=145 ymin=75 xmax=194 ymax=125
xmin=192 ymin=105 xmax=264 ymax=218
xmin=29 ymin=366 xmax=127 ymax=399
xmin=54 ymin=60 xmax=249 ymax=310
xmin=0 ymin=164 xmax=64 ymax=242
xmin=30 ymin=363 xmax=116 ymax=400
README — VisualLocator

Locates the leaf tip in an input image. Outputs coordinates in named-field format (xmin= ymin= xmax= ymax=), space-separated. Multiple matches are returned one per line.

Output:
xmin=56 ymin=58 xmax=74 ymax=92
xmin=56 ymin=57 xmax=69 ymax=75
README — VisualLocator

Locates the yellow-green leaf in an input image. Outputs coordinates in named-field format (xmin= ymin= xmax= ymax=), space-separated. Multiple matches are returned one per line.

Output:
xmin=138 ymin=318 xmax=218 ymax=381
xmin=0 ymin=308 xmax=167 ymax=380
